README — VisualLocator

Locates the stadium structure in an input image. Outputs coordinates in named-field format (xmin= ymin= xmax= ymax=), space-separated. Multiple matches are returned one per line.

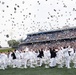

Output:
xmin=19 ymin=27 xmax=76 ymax=50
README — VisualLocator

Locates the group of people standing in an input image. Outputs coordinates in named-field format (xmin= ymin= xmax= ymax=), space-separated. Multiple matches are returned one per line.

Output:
xmin=0 ymin=45 xmax=76 ymax=70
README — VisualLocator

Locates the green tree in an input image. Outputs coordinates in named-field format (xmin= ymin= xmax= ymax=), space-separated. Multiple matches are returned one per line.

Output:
xmin=8 ymin=40 xmax=19 ymax=48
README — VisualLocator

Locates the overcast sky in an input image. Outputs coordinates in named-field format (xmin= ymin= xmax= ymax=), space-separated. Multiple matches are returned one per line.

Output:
xmin=0 ymin=0 xmax=76 ymax=47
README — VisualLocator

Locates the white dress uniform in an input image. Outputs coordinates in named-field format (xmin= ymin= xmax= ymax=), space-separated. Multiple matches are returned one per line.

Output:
xmin=69 ymin=47 xmax=74 ymax=61
xmin=8 ymin=52 xmax=12 ymax=66
xmin=15 ymin=50 xmax=21 ymax=68
xmin=73 ymin=51 xmax=76 ymax=68
xmin=56 ymin=49 xmax=64 ymax=68
xmin=43 ymin=49 xmax=50 ymax=68
xmin=29 ymin=50 xmax=36 ymax=68
xmin=0 ymin=54 xmax=5 ymax=70
xmin=62 ymin=47 xmax=71 ymax=68
xmin=0 ymin=53 xmax=8 ymax=70
xmin=23 ymin=50 xmax=30 ymax=68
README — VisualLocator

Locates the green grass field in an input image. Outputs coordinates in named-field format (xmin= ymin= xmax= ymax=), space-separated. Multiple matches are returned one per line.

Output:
xmin=0 ymin=66 xmax=76 ymax=75
xmin=0 ymin=48 xmax=14 ymax=52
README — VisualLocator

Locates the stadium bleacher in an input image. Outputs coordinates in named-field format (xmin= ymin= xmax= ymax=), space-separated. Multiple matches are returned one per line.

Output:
xmin=19 ymin=27 xmax=76 ymax=50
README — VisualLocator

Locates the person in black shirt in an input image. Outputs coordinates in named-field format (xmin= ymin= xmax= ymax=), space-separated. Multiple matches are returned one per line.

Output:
xmin=50 ymin=48 xmax=56 ymax=58
xmin=11 ymin=50 xmax=16 ymax=59
xmin=37 ymin=48 xmax=44 ymax=58
xmin=49 ymin=47 xmax=57 ymax=68
xmin=37 ymin=48 xmax=44 ymax=66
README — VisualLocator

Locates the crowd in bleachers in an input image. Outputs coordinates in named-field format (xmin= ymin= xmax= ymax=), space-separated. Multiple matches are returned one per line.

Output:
xmin=25 ymin=29 xmax=76 ymax=43
xmin=20 ymin=39 xmax=76 ymax=51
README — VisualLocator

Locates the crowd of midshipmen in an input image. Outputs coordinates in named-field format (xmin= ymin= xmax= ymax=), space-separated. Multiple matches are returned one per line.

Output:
xmin=0 ymin=46 xmax=76 ymax=70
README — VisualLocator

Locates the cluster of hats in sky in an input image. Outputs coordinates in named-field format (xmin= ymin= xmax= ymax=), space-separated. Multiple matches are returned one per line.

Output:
xmin=0 ymin=0 xmax=76 ymax=47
